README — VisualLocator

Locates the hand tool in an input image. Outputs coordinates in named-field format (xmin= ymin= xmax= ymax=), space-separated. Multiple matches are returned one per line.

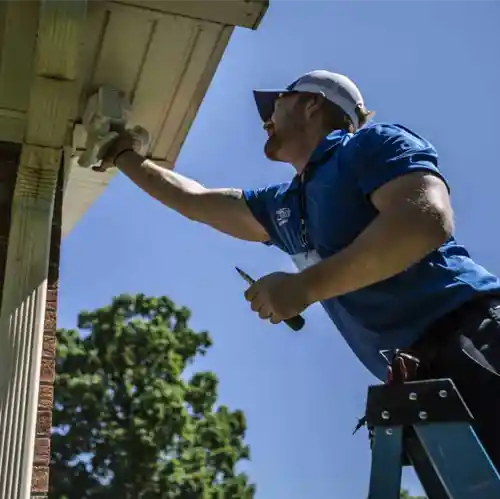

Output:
xmin=235 ymin=266 xmax=305 ymax=331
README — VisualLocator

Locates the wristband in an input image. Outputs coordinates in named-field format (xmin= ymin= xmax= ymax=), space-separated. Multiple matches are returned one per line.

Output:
xmin=113 ymin=148 xmax=135 ymax=165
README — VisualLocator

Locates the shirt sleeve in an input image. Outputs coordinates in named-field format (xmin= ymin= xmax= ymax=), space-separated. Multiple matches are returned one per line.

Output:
xmin=242 ymin=183 xmax=288 ymax=249
xmin=351 ymin=123 xmax=449 ymax=196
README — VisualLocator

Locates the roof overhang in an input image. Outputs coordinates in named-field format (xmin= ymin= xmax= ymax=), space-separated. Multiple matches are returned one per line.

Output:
xmin=0 ymin=0 xmax=268 ymax=237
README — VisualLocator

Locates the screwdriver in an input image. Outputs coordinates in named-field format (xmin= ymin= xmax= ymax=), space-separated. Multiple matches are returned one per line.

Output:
xmin=235 ymin=267 xmax=305 ymax=331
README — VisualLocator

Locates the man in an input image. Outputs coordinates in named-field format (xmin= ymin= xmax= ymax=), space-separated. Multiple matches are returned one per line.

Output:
xmin=101 ymin=70 xmax=500 ymax=470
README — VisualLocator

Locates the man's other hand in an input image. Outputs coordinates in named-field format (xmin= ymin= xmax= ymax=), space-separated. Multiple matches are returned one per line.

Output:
xmin=244 ymin=271 xmax=312 ymax=324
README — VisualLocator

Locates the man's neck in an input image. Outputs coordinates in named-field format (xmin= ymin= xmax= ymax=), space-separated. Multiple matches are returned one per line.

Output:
xmin=289 ymin=126 xmax=331 ymax=174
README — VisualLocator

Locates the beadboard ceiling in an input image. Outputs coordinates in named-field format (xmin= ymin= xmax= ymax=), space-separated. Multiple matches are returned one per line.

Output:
xmin=0 ymin=0 xmax=268 ymax=236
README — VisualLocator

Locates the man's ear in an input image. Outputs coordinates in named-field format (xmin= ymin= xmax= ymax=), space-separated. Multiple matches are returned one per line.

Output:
xmin=304 ymin=94 xmax=324 ymax=118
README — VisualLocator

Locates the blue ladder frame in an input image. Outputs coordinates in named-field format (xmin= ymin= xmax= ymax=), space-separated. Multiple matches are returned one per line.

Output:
xmin=365 ymin=378 xmax=500 ymax=499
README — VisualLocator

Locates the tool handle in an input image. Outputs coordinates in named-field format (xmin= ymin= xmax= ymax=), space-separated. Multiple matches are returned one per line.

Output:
xmin=234 ymin=267 xmax=305 ymax=331
xmin=284 ymin=314 xmax=305 ymax=331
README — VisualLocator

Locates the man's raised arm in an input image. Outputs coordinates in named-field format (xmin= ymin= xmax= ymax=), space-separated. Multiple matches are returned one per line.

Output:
xmin=113 ymin=149 xmax=269 ymax=243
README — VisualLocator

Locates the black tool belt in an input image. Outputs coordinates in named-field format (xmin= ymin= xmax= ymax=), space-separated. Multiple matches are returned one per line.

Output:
xmin=408 ymin=293 xmax=500 ymax=368
xmin=352 ymin=293 xmax=500 ymax=437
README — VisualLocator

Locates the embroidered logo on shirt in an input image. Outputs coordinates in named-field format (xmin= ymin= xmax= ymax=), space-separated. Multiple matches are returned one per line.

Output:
xmin=275 ymin=207 xmax=291 ymax=226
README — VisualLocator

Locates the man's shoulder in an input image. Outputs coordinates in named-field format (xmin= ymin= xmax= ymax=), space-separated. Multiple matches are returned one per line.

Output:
xmin=352 ymin=121 xmax=434 ymax=145
xmin=344 ymin=121 xmax=437 ymax=159
xmin=242 ymin=180 xmax=292 ymax=203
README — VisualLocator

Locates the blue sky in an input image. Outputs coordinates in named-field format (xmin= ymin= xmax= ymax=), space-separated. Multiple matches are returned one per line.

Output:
xmin=59 ymin=1 xmax=500 ymax=497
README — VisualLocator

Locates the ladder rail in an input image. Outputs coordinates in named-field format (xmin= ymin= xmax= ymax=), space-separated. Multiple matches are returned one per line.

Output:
xmin=364 ymin=378 xmax=500 ymax=499
xmin=404 ymin=427 xmax=449 ymax=499
xmin=414 ymin=422 xmax=500 ymax=499
xmin=367 ymin=426 xmax=403 ymax=499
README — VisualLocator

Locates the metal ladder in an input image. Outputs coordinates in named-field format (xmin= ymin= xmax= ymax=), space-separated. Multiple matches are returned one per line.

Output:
xmin=365 ymin=377 xmax=500 ymax=499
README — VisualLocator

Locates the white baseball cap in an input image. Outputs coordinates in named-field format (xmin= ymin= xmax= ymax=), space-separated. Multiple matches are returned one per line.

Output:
xmin=253 ymin=70 xmax=365 ymax=130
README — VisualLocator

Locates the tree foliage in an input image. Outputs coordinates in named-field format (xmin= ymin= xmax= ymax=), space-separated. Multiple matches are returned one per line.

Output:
xmin=400 ymin=489 xmax=426 ymax=499
xmin=50 ymin=294 xmax=254 ymax=499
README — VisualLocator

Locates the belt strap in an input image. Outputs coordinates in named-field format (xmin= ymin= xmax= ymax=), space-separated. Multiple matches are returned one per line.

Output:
xmin=410 ymin=293 xmax=500 ymax=363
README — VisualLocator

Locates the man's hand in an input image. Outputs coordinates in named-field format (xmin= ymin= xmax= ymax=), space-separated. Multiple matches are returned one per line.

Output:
xmin=244 ymin=271 xmax=312 ymax=324
xmin=93 ymin=129 xmax=143 ymax=172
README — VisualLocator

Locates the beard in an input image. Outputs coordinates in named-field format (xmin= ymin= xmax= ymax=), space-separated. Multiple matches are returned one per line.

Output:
xmin=264 ymin=132 xmax=286 ymax=161
xmin=263 ymin=117 xmax=306 ymax=162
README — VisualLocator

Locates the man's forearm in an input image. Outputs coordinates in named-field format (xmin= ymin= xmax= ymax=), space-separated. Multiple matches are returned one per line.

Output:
xmin=115 ymin=150 xmax=208 ymax=219
xmin=113 ymin=150 xmax=268 ymax=241
xmin=299 ymin=209 xmax=451 ymax=304
xmin=115 ymin=150 xmax=243 ymax=222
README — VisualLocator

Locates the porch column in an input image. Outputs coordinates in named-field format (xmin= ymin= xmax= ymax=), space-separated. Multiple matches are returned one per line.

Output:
xmin=0 ymin=1 xmax=86 ymax=498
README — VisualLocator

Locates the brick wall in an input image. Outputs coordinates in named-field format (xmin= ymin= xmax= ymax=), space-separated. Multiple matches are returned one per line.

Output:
xmin=32 ymin=157 xmax=64 ymax=497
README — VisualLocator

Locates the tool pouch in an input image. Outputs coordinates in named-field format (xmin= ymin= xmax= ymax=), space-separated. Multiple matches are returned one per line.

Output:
xmin=386 ymin=349 xmax=421 ymax=384
xmin=353 ymin=349 xmax=421 ymax=448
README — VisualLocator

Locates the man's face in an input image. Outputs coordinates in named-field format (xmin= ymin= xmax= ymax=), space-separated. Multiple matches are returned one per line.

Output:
xmin=263 ymin=92 xmax=309 ymax=162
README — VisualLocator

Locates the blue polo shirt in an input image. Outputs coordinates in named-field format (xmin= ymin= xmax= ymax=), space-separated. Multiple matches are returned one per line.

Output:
xmin=243 ymin=122 xmax=500 ymax=380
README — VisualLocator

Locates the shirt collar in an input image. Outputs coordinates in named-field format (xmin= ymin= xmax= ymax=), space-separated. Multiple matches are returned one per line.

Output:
xmin=285 ymin=130 xmax=347 ymax=193
xmin=308 ymin=130 xmax=346 ymax=164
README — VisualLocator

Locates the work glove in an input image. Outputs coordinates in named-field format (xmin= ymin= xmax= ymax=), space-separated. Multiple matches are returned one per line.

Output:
xmin=93 ymin=125 xmax=149 ymax=173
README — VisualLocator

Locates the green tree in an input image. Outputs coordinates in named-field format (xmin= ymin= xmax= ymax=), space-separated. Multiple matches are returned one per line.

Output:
xmin=50 ymin=294 xmax=254 ymax=499
xmin=400 ymin=489 xmax=426 ymax=499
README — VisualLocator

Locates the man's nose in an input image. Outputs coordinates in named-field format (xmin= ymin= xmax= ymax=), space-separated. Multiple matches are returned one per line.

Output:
xmin=263 ymin=119 xmax=273 ymax=131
